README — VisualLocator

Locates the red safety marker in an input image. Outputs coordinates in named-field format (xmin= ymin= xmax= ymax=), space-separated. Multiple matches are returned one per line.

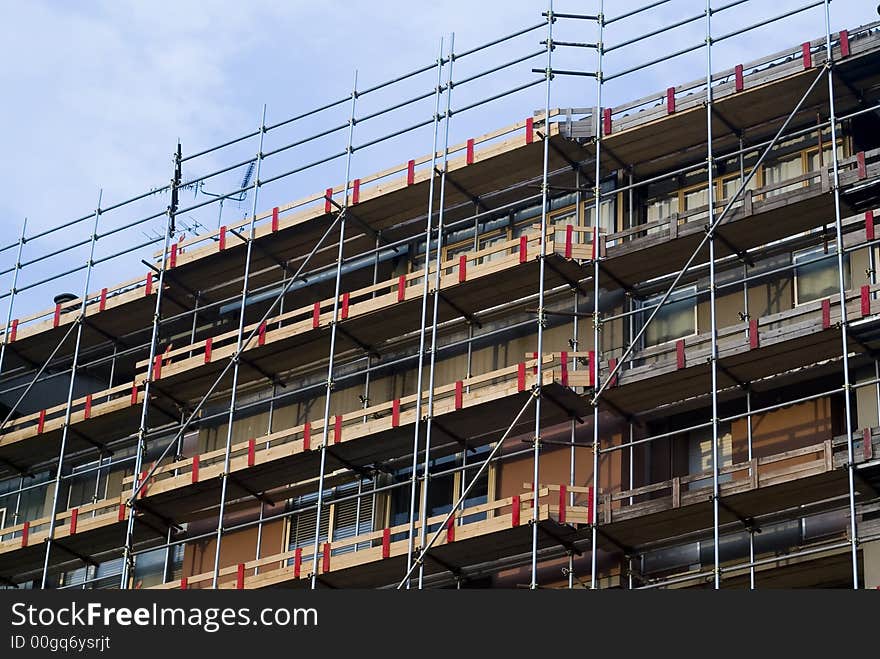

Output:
xmin=236 ymin=563 xmax=245 ymax=590
xmin=169 ymin=242 xmax=178 ymax=269
xmin=69 ymin=508 xmax=79 ymax=536
xmin=517 ymin=362 xmax=526 ymax=392
xmin=333 ymin=415 xmax=343 ymax=444
xmin=84 ymin=394 xmax=92 ymax=420
xmin=588 ymin=350 xmax=596 ymax=388
xmin=454 ymin=380 xmax=463 ymax=410
xmin=312 ymin=301 xmax=321 ymax=329
xmin=734 ymin=64 xmax=744 ymax=92
xmin=864 ymin=428 xmax=873 ymax=461
xmin=560 ymin=351 xmax=569 ymax=387
xmin=802 ymin=42 xmax=812 ymax=69
xmin=341 ymin=292 xmax=350 ymax=320
xmin=293 ymin=548 xmax=303 ymax=579
xmin=247 ymin=438 xmax=256 ymax=467
xmin=446 ymin=517 xmax=455 ymax=543
xmin=676 ymin=339 xmax=686 ymax=369
xmin=558 ymin=484 xmax=567 ymax=524
xmin=53 ymin=303 xmax=61 ymax=328
xmin=324 ymin=188 xmax=334 ymax=214
xmin=9 ymin=319 xmax=17 ymax=343
xmin=131 ymin=383 xmax=138 ymax=406
xmin=271 ymin=206 xmax=280 ymax=232
xmin=862 ymin=285 xmax=872 ymax=317
xmin=219 ymin=225 xmax=227 ymax=251
xmin=586 ymin=485 xmax=595 ymax=524
xmin=603 ymin=108 xmax=612 ymax=135
xmin=258 ymin=321 xmax=266 ymax=346
xmin=867 ymin=210 xmax=876 ymax=242
xmin=322 ymin=543 xmax=331 ymax=573
xmin=749 ymin=318 xmax=759 ymax=349
xmin=303 ymin=422 xmax=311 ymax=451
xmin=397 ymin=275 xmax=406 ymax=302
xmin=406 ymin=160 xmax=415 ymax=186
xmin=352 ymin=179 xmax=360 ymax=205
xmin=564 ymin=224 xmax=573 ymax=259
xmin=466 ymin=138 xmax=475 ymax=165
xmin=99 ymin=288 xmax=108 ymax=312
xmin=822 ymin=298 xmax=831 ymax=329
xmin=533 ymin=351 xmax=538 ymax=376
xmin=511 ymin=495 xmax=521 ymax=527
xmin=857 ymin=152 xmax=867 ymax=179
xmin=525 ymin=117 xmax=534 ymax=144
xmin=138 ymin=470 xmax=148 ymax=498
xmin=608 ymin=358 xmax=618 ymax=388
xmin=391 ymin=399 xmax=401 ymax=428
xmin=180 ymin=578 xmax=188 ymax=590
xmin=840 ymin=30 xmax=850 ymax=58
xmin=145 ymin=272 xmax=153 ymax=296
xmin=37 ymin=409 xmax=46 ymax=434
xmin=118 ymin=503 xmax=126 ymax=522
xmin=519 ymin=236 xmax=528 ymax=263
xmin=382 ymin=528 xmax=391 ymax=559
xmin=152 ymin=354 xmax=162 ymax=381
xmin=191 ymin=455 xmax=199 ymax=484
xmin=666 ymin=87 xmax=676 ymax=114
xmin=458 ymin=254 xmax=467 ymax=283
xmin=204 ymin=337 xmax=213 ymax=364
xmin=21 ymin=521 xmax=29 ymax=548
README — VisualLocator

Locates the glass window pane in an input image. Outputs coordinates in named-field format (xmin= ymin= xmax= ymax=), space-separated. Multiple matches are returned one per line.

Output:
xmin=794 ymin=246 xmax=850 ymax=305
xmin=641 ymin=287 xmax=696 ymax=346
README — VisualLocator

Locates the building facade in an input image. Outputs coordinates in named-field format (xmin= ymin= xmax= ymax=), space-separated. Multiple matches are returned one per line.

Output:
xmin=1 ymin=4 xmax=880 ymax=590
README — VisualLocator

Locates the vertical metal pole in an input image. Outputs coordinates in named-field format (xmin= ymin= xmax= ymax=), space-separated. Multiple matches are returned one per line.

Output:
xmin=211 ymin=106 xmax=267 ymax=589
xmin=705 ymin=0 xmax=722 ymax=590
xmin=404 ymin=38 xmax=445 ymax=588
xmin=311 ymin=72 xmax=358 ymax=589
xmin=120 ymin=147 xmax=179 ymax=589
xmin=417 ymin=32 xmax=456 ymax=589
xmin=589 ymin=0 xmax=604 ymax=591
xmin=531 ymin=1 xmax=554 ymax=590
xmin=0 ymin=218 xmax=27 ymax=380
xmin=746 ymin=388 xmax=755 ymax=589
xmin=568 ymin=169 xmax=581 ymax=590
xmin=823 ymin=0 xmax=858 ymax=589
xmin=41 ymin=191 xmax=102 ymax=588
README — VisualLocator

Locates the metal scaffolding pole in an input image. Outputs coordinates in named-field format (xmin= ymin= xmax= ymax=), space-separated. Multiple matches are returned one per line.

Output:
xmin=211 ymin=105 xmax=267 ymax=589
xmin=823 ymin=0 xmax=859 ymax=590
xmin=590 ymin=0 xmax=604 ymax=591
xmin=417 ymin=33 xmax=455 ymax=589
xmin=119 ymin=147 xmax=179 ymax=589
xmin=404 ymin=37 xmax=446 ymax=589
xmin=530 ymin=0 xmax=554 ymax=590
xmin=0 ymin=219 xmax=26 ymax=382
xmin=310 ymin=72 xmax=359 ymax=590
xmin=40 ymin=191 xmax=102 ymax=589
xmin=706 ymin=0 xmax=722 ymax=591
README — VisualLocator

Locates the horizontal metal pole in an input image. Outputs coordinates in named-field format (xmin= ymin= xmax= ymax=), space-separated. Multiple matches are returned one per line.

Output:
xmin=605 ymin=0 xmax=673 ymax=26
xmin=454 ymin=22 xmax=545 ymax=60
xmin=454 ymin=49 xmax=544 ymax=88
xmin=451 ymin=78 xmax=543 ymax=117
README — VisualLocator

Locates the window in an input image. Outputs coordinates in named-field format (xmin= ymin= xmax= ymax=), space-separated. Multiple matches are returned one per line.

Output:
xmin=806 ymin=142 xmax=844 ymax=173
xmin=794 ymin=245 xmax=850 ymax=306
xmin=330 ymin=481 xmax=375 ymax=554
xmin=639 ymin=286 xmax=697 ymax=347
xmin=688 ymin=424 xmax=733 ymax=490
xmin=475 ymin=231 xmax=507 ymax=265
xmin=645 ymin=192 xmax=678 ymax=236
xmin=288 ymin=491 xmax=329 ymax=553
xmin=388 ymin=451 xmax=492 ymax=538
xmin=763 ymin=153 xmax=804 ymax=197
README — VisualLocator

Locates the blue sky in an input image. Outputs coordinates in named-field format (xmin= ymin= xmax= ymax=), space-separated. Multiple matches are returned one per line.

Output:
xmin=0 ymin=1 xmax=874 ymax=317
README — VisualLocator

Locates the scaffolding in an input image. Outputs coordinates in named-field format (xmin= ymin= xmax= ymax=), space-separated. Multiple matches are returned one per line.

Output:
xmin=1 ymin=0 xmax=879 ymax=591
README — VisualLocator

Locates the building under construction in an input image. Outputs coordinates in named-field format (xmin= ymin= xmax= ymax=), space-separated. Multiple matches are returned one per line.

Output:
xmin=1 ymin=0 xmax=880 ymax=590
